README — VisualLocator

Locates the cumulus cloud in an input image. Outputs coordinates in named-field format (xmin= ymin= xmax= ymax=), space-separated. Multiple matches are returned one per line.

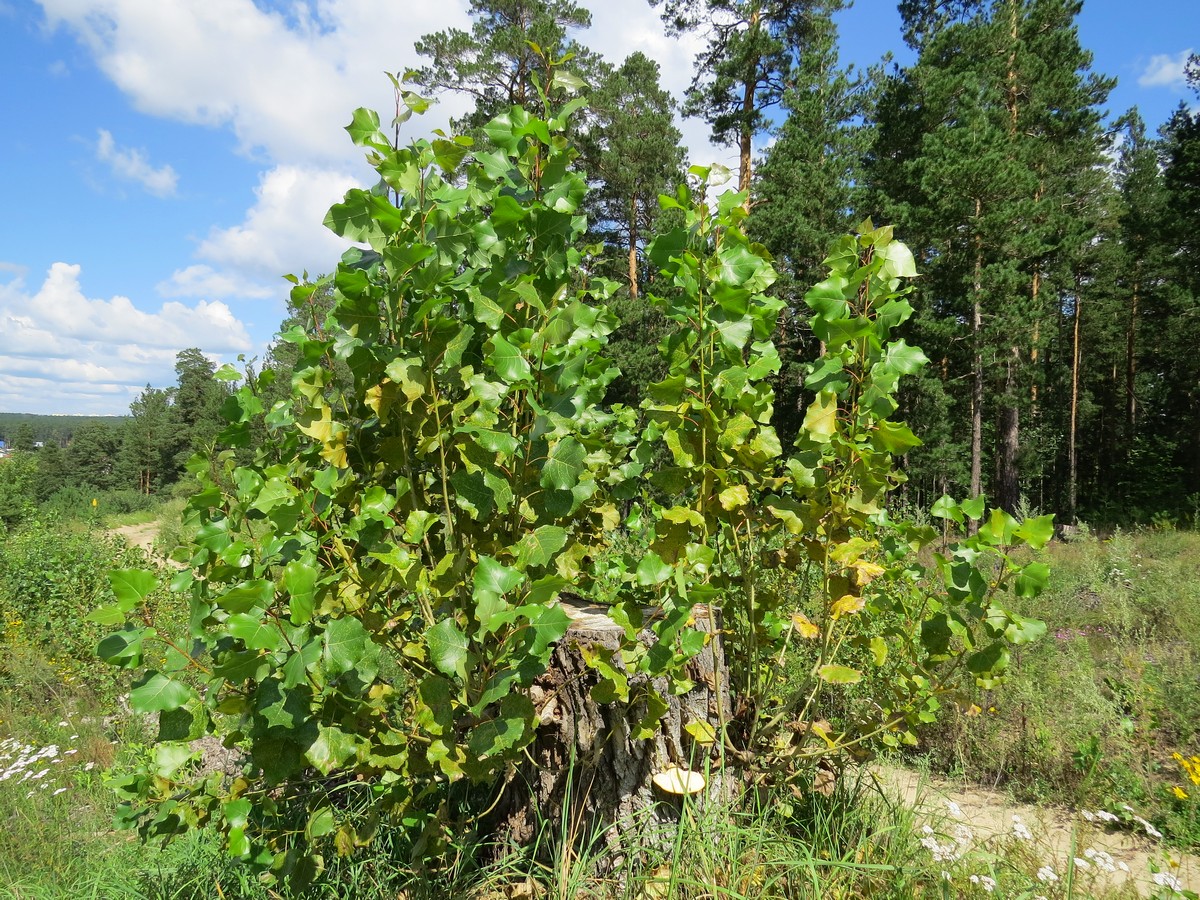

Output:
xmin=156 ymin=264 xmax=274 ymax=300
xmin=95 ymin=129 xmax=179 ymax=196
xmin=1138 ymin=49 xmax=1193 ymax=88
xmin=0 ymin=263 xmax=254 ymax=414
xmin=39 ymin=0 xmax=726 ymax=168
xmin=195 ymin=164 xmax=362 ymax=283
xmin=39 ymin=0 xmax=473 ymax=165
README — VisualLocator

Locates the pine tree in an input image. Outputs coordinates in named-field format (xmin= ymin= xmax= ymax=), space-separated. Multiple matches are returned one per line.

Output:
xmin=652 ymin=0 xmax=832 ymax=192
xmin=413 ymin=0 xmax=598 ymax=132
xmin=582 ymin=52 xmax=687 ymax=300
xmin=867 ymin=0 xmax=1111 ymax=514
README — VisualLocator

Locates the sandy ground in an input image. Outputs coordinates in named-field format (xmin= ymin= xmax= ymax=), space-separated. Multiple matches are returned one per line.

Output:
xmin=110 ymin=522 xmax=159 ymax=554
xmin=877 ymin=765 xmax=1198 ymax=895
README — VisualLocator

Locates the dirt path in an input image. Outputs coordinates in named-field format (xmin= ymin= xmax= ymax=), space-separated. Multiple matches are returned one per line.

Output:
xmin=110 ymin=522 xmax=159 ymax=554
xmin=877 ymin=765 xmax=1198 ymax=895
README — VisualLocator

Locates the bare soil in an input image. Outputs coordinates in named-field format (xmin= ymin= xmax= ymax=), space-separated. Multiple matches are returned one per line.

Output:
xmin=877 ymin=765 xmax=1198 ymax=895
xmin=110 ymin=522 xmax=159 ymax=554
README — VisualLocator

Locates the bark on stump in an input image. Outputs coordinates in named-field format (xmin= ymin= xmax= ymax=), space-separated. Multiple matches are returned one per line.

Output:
xmin=488 ymin=599 xmax=733 ymax=870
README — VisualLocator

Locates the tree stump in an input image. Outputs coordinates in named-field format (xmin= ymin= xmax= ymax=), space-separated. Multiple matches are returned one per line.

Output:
xmin=488 ymin=599 xmax=734 ymax=870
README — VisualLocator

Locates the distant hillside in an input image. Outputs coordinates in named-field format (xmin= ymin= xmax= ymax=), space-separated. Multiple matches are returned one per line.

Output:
xmin=0 ymin=412 xmax=129 ymax=448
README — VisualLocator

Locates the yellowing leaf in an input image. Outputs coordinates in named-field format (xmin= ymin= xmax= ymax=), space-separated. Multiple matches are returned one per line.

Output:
xmin=850 ymin=561 xmax=886 ymax=585
xmin=684 ymin=720 xmax=717 ymax=746
xmin=802 ymin=390 xmax=839 ymax=441
xmin=652 ymin=767 xmax=706 ymax=795
xmin=791 ymin=612 xmax=820 ymax=639
xmin=817 ymin=664 xmax=861 ymax=685
xmin=718 ymin=484 xmax=750 ymax=510
xmin=830 ymin=594 xmax=865 ymax=619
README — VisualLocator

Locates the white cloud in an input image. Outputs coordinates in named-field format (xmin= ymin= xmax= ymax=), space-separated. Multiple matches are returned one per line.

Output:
xmin=0 ymin=263 xmax=255 ymax=414
xmin=39 ymin=0 xmax=727 ymax=168
xmin=196 ymin=164 xmax=361 ymax=283
xmin=95 ymin=128 xmax=179 ymax=196
xmin=157 ymin=264 xmax=274 ymax=300
xmin=1138 ymin=49 xmax=1193 ymax=88
xmin=39 ymin=0 xmax=474 ymax=165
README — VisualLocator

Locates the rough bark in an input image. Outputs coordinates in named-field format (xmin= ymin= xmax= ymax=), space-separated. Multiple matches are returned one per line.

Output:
xmin=1069 ymin=277 xmax=1082 ymax=524
xmin=1126 ymin=271 xmax=1139 ymax=437
xmin=997 ymin=346 xmax=1021 ymax=514
xmin=488 ymin=600 xmax=732 ymax=870
xmin=970 ymin=201 xmax=984 ymax=517
xmin=628 ymin=194 xmax=640 ymax=300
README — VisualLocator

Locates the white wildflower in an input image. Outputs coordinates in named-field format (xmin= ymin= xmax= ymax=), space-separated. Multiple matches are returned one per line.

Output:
xmin=1073 ymin=857 xmax=1090 ymax=869
xmin=969 ymin=874 xmax=996 ymax=893
xmin=1133 ymin=816 xmax=1163 ymax=839
xmin=951 ymin=823 xmax=974 ymax=848
xmin=1036 ymin=865 xmax=1059 ymax=883
xmin=1011 ymin=815 xmax=1033 ymax=841
xmin=1153 ymin=872 xmax=1183 ymax=891
xmin=941 ymin=870 xmax=952 ymax=882
xmin=1082 ymin=848 xmax=1117 ymax=873
xmin=945 ymin=799 xmax=964 ymax=819
xmin=52 ymin=786 xmax=67 ymax=796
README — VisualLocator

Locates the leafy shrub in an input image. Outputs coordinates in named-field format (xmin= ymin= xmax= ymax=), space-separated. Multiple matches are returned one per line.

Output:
xmin=0 ymin=518 xmax=151 ymax=694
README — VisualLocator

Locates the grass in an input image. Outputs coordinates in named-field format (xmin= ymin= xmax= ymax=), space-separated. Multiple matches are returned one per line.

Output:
xmin=2 ymin=517 xmax=1199 ymax=897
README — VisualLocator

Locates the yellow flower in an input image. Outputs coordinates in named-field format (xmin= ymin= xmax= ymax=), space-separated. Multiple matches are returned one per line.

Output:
xmin=1173 ymin=786 xmax=1189 ymax=800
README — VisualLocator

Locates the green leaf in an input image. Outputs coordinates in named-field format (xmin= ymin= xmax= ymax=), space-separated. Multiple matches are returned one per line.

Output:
xmin=213 ymin=580 xmax=273 ymax=614
xmin=1014 ymin=514 xmax=1055 ymax=550
xmin=874 ymin=420 xmax=922 ymax=452
xmin=512 ymin=526 xmax=568 ymax=570
xmin=487 ymin=334 xmax=531 ymax=383
xmin=881 ymin=340 xmax=929 ymax=375
xmin=130 ymin=672 xmax=197 ymax=714
xmin=283 ymin=560 xmax=317 ymax=625
xmin=475 ymin=556 xmax=524 ymax=596
xmin=345 ymin=107 xmax=384 ymax=147
xmin=427 ymin=619 xmax=470 ymax=680
xmin=961 ymin=495 xmax=986 ymax=520
xmin=307 ymin=725 xmax=358 ymax=775
xmin=802 ymin=391 xmax=839 ymax=442
xmin=467 ymin=694 xmax=533 ymax=760
xmin=541 ymin=437 xmax=585 ymax=491
xmin=1015 ymin=561 xmax=1050 ymax=598
xmin=518 ymin=604 xmax=571 ymax=660
xmin=967 ymin=642 xmax=1010 ymax=678
xmin=228 ymin=612 xmax=284 ymax=651
xmin=323 ymin=616 xmax=369 ymax=677
xmin=930 ymin=495 xmax=963 ymax=525
xmin=636 ymin=551 xmax=673 ymax=586
xmin=877 ymin=238 xmax=917 ymax=279
xmin=108 ymin=569 xmax=158 ymax=612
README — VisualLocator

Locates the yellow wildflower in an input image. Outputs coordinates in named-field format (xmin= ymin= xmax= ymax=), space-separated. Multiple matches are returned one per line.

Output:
xmin=1173 ymin=786 xmax=1189 ymax=800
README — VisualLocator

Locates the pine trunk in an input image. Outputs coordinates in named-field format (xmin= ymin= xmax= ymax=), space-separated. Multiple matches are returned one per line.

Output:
xmin=997 ymin=347 xmax=1021 ymax=514
xmin=487 ymin=600 xmax=733 ymax=870
xmin=970 ymin=204 xmax=984 ymax=518
xmin=1069 ymin=276 xmax=1082 ymax=524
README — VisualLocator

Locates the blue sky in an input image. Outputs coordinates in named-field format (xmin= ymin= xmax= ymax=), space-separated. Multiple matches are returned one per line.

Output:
xmin=0 ymin=0 xmax=1194 ymax=415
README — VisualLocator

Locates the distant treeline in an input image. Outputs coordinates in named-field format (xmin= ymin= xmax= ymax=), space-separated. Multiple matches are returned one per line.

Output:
xmin=0 ymin=413 xmax=128 ymax=449
xmin=0 ymin=349 xmax=227 ymax=526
